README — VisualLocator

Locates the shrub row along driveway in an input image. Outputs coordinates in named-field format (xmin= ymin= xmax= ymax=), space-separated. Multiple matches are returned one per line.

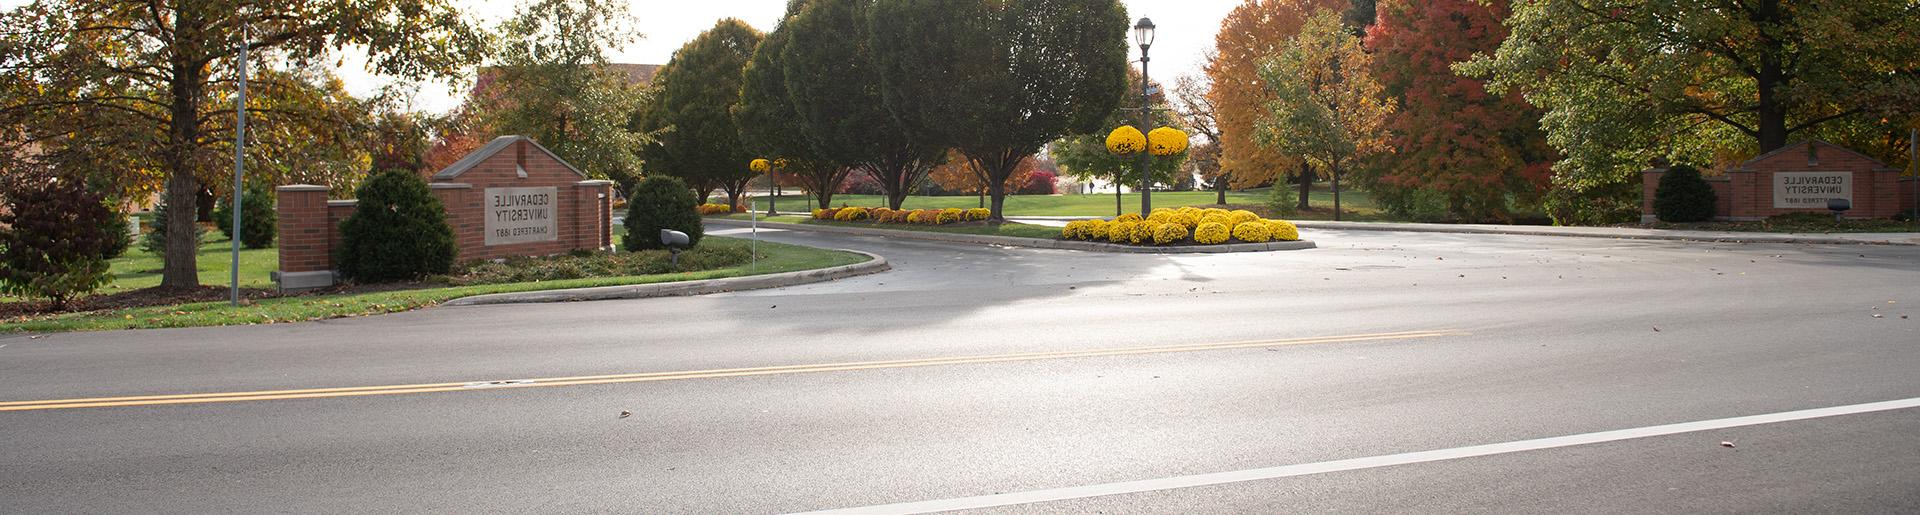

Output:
xmin=2 ymin=228 xmax=1917 ymax=512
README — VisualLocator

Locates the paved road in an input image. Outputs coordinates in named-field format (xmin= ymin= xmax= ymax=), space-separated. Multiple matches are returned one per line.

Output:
xmin=2 ymin=228 xmax=1916 ymax=513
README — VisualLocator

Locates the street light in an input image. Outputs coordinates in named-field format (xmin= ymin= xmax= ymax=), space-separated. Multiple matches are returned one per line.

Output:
xmin=1134 ymin=17 xmax=1156 ymax=214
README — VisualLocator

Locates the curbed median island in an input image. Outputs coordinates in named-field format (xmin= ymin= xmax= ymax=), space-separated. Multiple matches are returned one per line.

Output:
xmin=709 ymin=206 xmax=1315 ymax=253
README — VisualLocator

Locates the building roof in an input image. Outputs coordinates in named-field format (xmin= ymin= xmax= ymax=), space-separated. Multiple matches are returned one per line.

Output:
xmin=431 ymin=135 xmax=588 ymax=181
xmin=1741 ymin=140 xmax=1891 ymax=169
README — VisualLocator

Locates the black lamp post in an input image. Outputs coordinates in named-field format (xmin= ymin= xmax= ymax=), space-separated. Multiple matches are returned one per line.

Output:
xmin=1134 ymin=17 xmax=1155 ymax=215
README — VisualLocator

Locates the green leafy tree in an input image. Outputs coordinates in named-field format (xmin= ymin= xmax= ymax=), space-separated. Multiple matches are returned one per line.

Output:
xmin=482 ymin=0 xmax=651 ymax=189
xmin=0 ymin=0 xmax=486 ymax=288
xmin=623 ymin=176 xmax=704 ymax=251
xmin=1257 ymin=9 xmax=1395 ymax=220
xmin=734 ymin=2 xmax=850 ymax=209
xmin=1459 ymin=0 xmax=1920 ymax=223
xmin=782 ymin=0 xmax=943 ymax=210
xmin=211 ymin=183 xmax=277 ymax=249
xmin=641 ymin=19 xmax=764 ymax=209
xmin=871 ymin=0 xmax=1130 ymax=221
xmin=1052 ymin=69 xmax=1186 ymax=216
xmin=336 ymin=170 xmax=457 ymax=282
xmin=0 ymin=168 xmax=118 ymax=309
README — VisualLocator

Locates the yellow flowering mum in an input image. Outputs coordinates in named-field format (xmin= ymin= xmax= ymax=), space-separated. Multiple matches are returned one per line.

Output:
xmin=1107 ymin=221 xmax=1136 ymax=242
xmin=938 ymin=208 xmax=963 ymax=224
xmin=1193 ymin=222 xmax=1231 ymax=244
xmin=750 ymin=158 xmax=771 ymax=173
xmin=1061 ymin=220 xmax=1085 ymax=240
xmin=1106 ymin=125 xmax=1146 ymax=155
xmin=1085 ymin=220 xmax=1111 ymax=241
xmin=1152 ymin=223 xmax=1188 ymax=245
xmin=1267 ymin=220 xmax=1300 ymax=241
xmin=1202 ymin=208 xmax=1230 ymax=218
xmin=965 ymin=208 xmax=991 ymax=221
xmin=812 ymin=208 xmax=827 ymax=219
xmin=1131 ymin=222 xmax=1158 ymax=244
xmin=1147 ymin=127 xmax=1190 ymax=156
xmin=1200 ymin=213 xmax=1234 ymax=228
xmin=1114 ymin=213 xmax=1143 ymax=223
xmin=1232 ymin=222 xmax=1272 ymax=243
xmin=1230 ymin=210 xmax=1260 ymax=224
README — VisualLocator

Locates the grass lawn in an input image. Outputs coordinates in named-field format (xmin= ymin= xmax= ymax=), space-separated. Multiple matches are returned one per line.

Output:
xmin=1 ymin=236 xmax=866 ymax=334
xmin=755 ymin=186 xmax=1379 ymax=218
xmin=0 ymin=236 xmax=279 ymax=304
xmin=720 ymin=214 xmax=1063 ymax=239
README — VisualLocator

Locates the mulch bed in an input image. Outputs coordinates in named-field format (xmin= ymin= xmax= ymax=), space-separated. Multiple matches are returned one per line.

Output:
xmin=0 ymin=285 xmax=283 ymax=319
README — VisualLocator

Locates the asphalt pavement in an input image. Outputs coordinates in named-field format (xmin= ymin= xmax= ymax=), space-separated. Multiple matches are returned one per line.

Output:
xmin=1 ymin=227 xmax=1916 ymax=513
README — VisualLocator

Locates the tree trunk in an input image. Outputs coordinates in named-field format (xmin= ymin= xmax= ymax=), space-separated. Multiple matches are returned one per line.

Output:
xmin=1114 ymin=179 xmax=1122 ymax=216
xmin=1754 ymin=0 xmax=1788 ymax=152
xmin=988 ymin=180 xmax=1006 ymax=222
xmin=1296 ymin=163 xmax=1314 ymax=211
xmin=195 ymin=187 xmax=216 ymax=222
xmin=1330 ymin=157 xmax=1342 ymax=222
xmin=160 ymin=52 xmax=205 ymax=289
xmin=1215 ymin=173 xmax=1228 ymax=205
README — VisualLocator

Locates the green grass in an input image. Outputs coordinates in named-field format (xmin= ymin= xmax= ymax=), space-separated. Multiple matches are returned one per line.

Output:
xmin=759 ymin=186 xmax=1378 ymax=218
xmin=0 ymin=236 xmax=866 ymax=334
xmin=725 ymin=214 xmax=1063 ymax=239
xmin=0 ymin=236 xmax=280 ymax=303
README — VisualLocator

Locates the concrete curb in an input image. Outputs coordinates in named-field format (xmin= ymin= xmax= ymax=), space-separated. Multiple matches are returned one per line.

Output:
xmin=708 ymin=218 xmax=1317 ymax=253
xmin=441 ymin=250 xmax=889 ymax=306
xmin=1008 ymin=216 xmax=1918 ymax=246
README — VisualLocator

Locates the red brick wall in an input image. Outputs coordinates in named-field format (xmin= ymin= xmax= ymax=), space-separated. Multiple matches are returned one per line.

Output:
xmin=275 ymin=139 xmax=614 ymax=282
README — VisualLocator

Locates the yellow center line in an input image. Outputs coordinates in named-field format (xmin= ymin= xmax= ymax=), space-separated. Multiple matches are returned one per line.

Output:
xmin=0 ymin=330 xmax=1462 ymax=412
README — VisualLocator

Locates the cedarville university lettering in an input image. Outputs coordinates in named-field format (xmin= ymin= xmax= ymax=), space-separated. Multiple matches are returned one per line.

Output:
xmin=1781 ymin=175 xmax=1846 ymax=196
xmin=485 ymin=187 xmax=560 ymax=244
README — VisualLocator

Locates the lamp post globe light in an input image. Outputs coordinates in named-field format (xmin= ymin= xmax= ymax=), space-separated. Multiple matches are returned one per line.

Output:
xmin=1133 ymin=17 xmax=1156 ymax=214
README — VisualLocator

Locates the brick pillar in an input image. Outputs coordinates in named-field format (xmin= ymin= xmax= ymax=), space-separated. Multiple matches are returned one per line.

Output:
xmin=1639 ymin=168 xmax=1666 ymax=224
xmin=576 ymin=180 xmax=613 ymax=251
xmin=274 ymin=185 xmax=336 ymax=291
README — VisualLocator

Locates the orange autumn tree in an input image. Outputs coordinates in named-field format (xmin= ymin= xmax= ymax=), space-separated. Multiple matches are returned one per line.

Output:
xmin=1208 ymin=0 xmax=1346 ymax=209
xmin=928 ymin=149 xmax=1039 ymax=208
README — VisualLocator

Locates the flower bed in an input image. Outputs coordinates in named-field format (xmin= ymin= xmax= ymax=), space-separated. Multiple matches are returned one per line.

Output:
xmin=697 ymin=203 xmax=744 ymax=215
xmin=1062 ymin=208 xmax=1300 ymax=245
xmin=813 ymin=206 xmax=992 ymax=225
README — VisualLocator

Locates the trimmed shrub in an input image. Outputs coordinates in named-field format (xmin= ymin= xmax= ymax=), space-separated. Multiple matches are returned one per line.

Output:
xmin=212 ymin=183 xmax=278 ymax=249
xmin=1152 ymin=223 xmax=1188 ymax=245
xmin=1654 ymin=164 xmax=1718 ymax=223
xmin=1130 ymin=221 xmax=1157 ymax=243
xmin=1267 ymin=220 xmax=1300 ymax=241
xmin=0 ymin=172 xmax=119 ymax=308
xmin=1229 ymin=210 xmax=1260 ymax=224
xmin=1193 ymin=222 xmax=1231 ymax=244
xmin=1108 ymin=221 xmax=1136 ymax=242
xmin=965 ymin=208 xmax=991 ymax=221
xmin=336 ymin=170 xmax=458 ymax=282
xmin=624 ymin=176 xmax=704 ymax=251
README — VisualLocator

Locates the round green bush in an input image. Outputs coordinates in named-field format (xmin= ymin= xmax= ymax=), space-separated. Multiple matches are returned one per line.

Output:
xmin=1654 ymin=164 xmax=1718 ymax=223
xmin=212 ymin=183 xmax=278 ymax=249
xmin=623 ymin=176 xmax=704 ymax=251
xmin=336 ymin=170 xmax=457 ymax=282
xmin=0 ymin=170 xmax=118 ymax=308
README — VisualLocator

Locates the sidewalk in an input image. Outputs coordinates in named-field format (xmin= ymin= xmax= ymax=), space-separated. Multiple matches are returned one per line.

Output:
xmin=1006 ymin=217 xmax=1920 ymax=246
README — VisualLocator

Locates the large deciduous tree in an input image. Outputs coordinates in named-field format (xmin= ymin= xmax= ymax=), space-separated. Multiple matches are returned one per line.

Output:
xmin=481 ymin=0 xmax=651 ymax=190
xmin=0 ymin=0 xmax=486 ymax=288
xmin=1208 ymin=0 xmax=1346 ymax=207
xmin=1171 ymin=73 xmax=1229 ymax=205
xmin=1257 ymin=9 xmax=1395 ymax=220
xmin=1363 ymin=0 xmax=1553 ymax=222
xmin=642 ymin=19 xmax=763 ymax=208
xmin=782 ymin=0 xmax=942 ymax=210
xmin=870 ymin=0 xmax=1129 ymax=221
xmin=1459 ymin=0 xmax=1920 ymax=224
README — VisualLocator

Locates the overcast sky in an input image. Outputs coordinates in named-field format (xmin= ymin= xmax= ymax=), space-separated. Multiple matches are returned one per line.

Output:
xmin=3 ymin=0 xmax=1240 ymax=114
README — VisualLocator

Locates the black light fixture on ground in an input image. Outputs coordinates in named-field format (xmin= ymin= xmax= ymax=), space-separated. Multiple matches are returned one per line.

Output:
xmin=1134 ymin=17 xmax=1156 ymax=215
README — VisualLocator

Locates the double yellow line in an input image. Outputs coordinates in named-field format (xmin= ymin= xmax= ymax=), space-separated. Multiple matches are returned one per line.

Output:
xmin=0 ymin=330 xmax=1458 ymax=412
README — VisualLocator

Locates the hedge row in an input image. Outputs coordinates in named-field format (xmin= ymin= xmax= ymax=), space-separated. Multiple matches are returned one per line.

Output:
xmin=1063 ymin=208 xmax=1300 ymax=245
xmin=812 ymin=206 xmax=992 ymax=225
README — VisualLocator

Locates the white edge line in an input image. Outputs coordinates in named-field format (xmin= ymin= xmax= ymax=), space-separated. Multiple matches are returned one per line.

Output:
xmin=798 ymin=396 xmax=1920 ymax=514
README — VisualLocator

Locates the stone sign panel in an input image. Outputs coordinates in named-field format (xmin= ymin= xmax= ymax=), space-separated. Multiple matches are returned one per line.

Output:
xmin=1773 ymin=171 xmax=1851 ymax=209
xmin=485 ymin=186 xmax=559 ymax=246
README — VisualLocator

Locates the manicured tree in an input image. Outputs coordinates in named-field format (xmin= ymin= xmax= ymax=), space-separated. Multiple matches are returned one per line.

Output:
xmin=336 ymin=170 xmax=457 ymax=282
xmin=211 ymin=183 xmax=277 ymax=249
xmin=871 ymin=0 xmax=1130 ymax=221
xmin=0 ymin=169 xmax=118 ymax=309
xmin=0 ymin=0 xmax=487 ymax=288
xmin=1653 ymin=164 xmax=1718 ymax=223
xmin=1257 ymin=9 xmax=1396 ymax=221
xmin=641 ymin=19 xmax=764 ymax=211
xmin=1208 ymin=0 xmax=1348 ymax=209
xmin=782 ymin=0 xmax=944 ymax=210
xmin=623 ymin=176 xmax=704 ymax=250
xmin=733 ymin=3 xmax=850 ymax=209
xmin=483 ymin=0 xmax=651 ymax=188
xmin=1365 ymin=0 xmax=1553 ymax=222
xmin=1051 ymin=69 xmax=1185 ymax=215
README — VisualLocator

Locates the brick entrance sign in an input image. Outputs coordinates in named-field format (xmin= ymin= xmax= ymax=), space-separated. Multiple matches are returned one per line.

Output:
xmin=1641 ymin=140 xmax=1917 ymax=223
xmin=275 ymin=136 xmax=614 ymax=291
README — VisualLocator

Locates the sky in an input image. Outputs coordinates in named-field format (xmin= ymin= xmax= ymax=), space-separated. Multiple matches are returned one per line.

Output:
xmin=0 ymin=0 xmax=1241 ymax=114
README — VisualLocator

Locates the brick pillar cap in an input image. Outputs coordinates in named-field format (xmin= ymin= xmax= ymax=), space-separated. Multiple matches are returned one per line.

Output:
xmin=326 ymin=199 xmax=359 ymax=207
xmin=430 ymin=182 xmax=474 ymax=189
xmin=279 ymin=184 xmax=329 ymax=192
xmin=576 ymin=180 xmax=615 ymax=186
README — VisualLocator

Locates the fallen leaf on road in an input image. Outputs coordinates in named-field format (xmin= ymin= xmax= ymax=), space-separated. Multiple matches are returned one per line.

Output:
xmin=1872 ymin=314 xmax=1884 ymax=318
xmin=1720 ymin=441 xmax=1736 ymax=448
xmin=1652 ymin=326 xmax=1662 ymax=332
xmin=619 ymin=411 xmax=631 ymax=419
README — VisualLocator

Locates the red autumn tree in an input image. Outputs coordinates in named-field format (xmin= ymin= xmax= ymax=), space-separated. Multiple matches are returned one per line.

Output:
xmin=1363 ymin=0 xmax=1555 ymax=221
